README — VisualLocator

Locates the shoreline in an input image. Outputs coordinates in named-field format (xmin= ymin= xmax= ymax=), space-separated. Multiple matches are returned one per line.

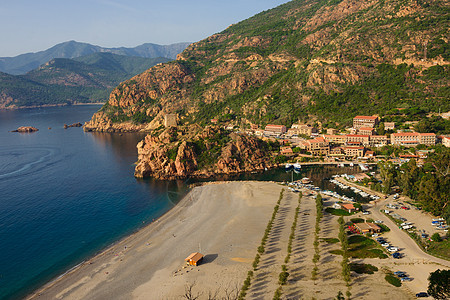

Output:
xmin=26 ymin=181 xmax=283 ymax=299
xmin=25 ymin=183 xmax=196 ymax=299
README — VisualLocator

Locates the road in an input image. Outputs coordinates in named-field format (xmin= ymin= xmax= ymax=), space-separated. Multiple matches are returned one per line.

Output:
xmin=368 ymin=199 xmax=449 ymax=296
xmin=333 ymin=177 xmax=449 ymax=295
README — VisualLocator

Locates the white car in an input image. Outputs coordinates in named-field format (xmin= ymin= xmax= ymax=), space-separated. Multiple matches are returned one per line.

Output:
xmin=388 ymin=247 xmax=398 ymax=252
xmin=375 ymin=220 xmax=383 ymax=224
xmin=382 ymin=243 xmax=390 ymax=247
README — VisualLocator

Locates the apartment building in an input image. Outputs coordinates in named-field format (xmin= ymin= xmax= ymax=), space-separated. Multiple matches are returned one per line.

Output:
xmin=344 ymin=146 xmax=365 ymax=157
xmin=346 ymin=134 xmax=371 ymax=146
xmin=353 ymin=116 xmax=379 ymax=129
xmin=264 ymin=124 xmax=287 ymax=135
xmin=391 ymin=132 xmax=436 ymax=146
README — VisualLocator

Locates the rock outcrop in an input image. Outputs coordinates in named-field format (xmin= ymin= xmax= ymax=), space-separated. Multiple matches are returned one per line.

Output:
xmin=134 ymin=126 xmax=276 ymax=180
xmin=11 ymin=126 xmax=39 ymax=133
xmin=64 ymin=122 xmax=83 ymax=129
xmin=83 ymin=111 xmax=149 ymax=132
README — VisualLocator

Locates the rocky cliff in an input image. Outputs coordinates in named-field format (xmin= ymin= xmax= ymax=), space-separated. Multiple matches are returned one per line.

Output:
xmin=134 ymin=126 xmax=277 ymax=180
xmin=84 ymin=0 xmax=449 ymax=131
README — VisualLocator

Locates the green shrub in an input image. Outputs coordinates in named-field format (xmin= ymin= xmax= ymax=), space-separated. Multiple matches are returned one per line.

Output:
xmin=349 ymin=263 xmax=379 ymax=274
xmin=323 ymin=238 xmax=340 ymax=244
xmin=350 ymin=218 xmax=364 ymax=223
xmin=431 ymin=233 xmax=442 ymax=242
xmin=273 ymin=287 xmax=283 ymax=300
xmin=385 ymin=274 xmax=402 ymax=287
xmin=279 ymin=271 xmax=289 ymax=285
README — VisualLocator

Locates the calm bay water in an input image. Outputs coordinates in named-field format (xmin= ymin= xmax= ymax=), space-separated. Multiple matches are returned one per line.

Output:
xmin=0 ymin=105 xmax=365 ymax=300
xmin=0 ymin=105 xmax=187 ymax=300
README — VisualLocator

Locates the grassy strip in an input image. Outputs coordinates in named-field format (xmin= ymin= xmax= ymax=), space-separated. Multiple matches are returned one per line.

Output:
xmin=239 ymin=189 xmax=284 ymax=300
xmin=273 ymin=191 xmax=302 ymax=299
xmin=311 ymin=193 xmax=323 ymax=282
xmin=325 ymin=207 xmax=353 ymax=216
xmin=338 ymin=216 xmax=352 ymax=299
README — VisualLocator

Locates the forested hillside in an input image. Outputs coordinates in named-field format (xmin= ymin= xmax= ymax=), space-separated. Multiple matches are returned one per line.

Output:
xmin=89 ymin=0 xmax=449 ymax=130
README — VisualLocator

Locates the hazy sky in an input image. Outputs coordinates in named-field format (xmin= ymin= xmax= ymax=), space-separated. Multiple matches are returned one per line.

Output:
xmin=0 ymin=0 xmax=290 ymax=57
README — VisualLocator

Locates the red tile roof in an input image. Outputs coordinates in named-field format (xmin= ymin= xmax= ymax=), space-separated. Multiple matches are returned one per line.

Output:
xmin=354 ymin=116 xmax=378 ymax=120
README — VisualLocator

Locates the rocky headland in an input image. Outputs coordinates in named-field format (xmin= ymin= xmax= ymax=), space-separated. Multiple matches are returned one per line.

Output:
xmin=83 ymin=111 xmax=150 ymax=132
xmin=11 ymin=126 xmax=39 ymax=133
xmin=134 ymin=126 xmax=277 ymax=180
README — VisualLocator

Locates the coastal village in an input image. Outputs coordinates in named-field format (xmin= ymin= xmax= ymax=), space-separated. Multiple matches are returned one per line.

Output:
xmin=241 ymin=114 xmax=448 ymax=164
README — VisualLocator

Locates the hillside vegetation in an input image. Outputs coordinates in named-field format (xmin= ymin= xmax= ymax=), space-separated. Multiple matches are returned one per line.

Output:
xmin=91 ymin=0 xmax=449 ymax=130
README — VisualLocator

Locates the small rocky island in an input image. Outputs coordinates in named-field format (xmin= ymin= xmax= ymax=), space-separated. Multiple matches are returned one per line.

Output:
xmin=11 ymin=126 xmax=39 ymax=133
xmin=64 ymin=122 xmax=83 ymax=129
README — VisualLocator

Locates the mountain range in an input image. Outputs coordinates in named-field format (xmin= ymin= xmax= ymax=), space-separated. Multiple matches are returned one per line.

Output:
xmin=0 ymin=41 xmax=190 ymax=75
xmin=0 ymin=42 xmax=190 ymax=109
xmin=85 ymin=0 xmax=449 ymax=132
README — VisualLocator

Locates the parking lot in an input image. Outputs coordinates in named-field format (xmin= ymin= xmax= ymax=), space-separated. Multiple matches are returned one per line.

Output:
xmin=384 ymin=197 xmax=447 ymax=239
xmin=363 ymin=195 xmax=450 ymax=297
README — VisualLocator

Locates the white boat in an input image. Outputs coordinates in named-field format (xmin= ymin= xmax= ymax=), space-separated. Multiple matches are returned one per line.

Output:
xmin=359 ymin=163 xmax=369 ymax=171
xmin=301 ymin=177 xmax=311 ymax=184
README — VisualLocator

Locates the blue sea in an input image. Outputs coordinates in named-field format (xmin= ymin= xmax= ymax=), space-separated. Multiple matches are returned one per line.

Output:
xmin=0 ymin=105 xmax=189 ymax=300
xmin=0 ymin=105 xmax=365 ymax=299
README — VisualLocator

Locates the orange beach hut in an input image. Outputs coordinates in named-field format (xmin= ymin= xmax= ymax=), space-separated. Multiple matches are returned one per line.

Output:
xmin=185 ymin=252 xmax=204 ymax=266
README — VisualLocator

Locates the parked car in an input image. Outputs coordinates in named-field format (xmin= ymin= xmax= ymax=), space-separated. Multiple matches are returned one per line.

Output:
xmin=394 ymin=271 xmax=406 ymax=276
xmin=375 ymin=220 xmax=383 ymax=224
xmin=362 ymin=211 xmax=370 ymax=215
xmin=388 ymin=247 xmax=399 ymax=252
xmin=382 ymin=243 xmax=390 ymax=247
xmin=392 ymin=253 xmax=401 ymax=259
xmin=401 ymin=277 xmax=413 ymax=282
xmin=397 ymin=273 xmax=407 ymax=278
xmin=421 ymin=233 xmax=428 ymax=238
xmin=415 ymin=292 xmax=428 ymax=297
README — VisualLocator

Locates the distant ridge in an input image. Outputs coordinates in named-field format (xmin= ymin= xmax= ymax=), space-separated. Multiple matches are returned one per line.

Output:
xmin=0 ymin=41 xmax=191 ymax=75
xmin=0 ymin=53 xmax=171 ymax=109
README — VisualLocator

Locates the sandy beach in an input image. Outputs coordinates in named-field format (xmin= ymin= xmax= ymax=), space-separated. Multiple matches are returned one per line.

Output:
xmin=27 ymin=181 xmax=283 ymax=299
xmin=27 ymin=181 xmax=446 ymax=300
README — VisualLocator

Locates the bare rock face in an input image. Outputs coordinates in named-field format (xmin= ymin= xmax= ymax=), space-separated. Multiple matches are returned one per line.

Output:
xmin=83 ymin=111 xmax=148 ymax=132
xmin=134 ymin=126 xmax=275 ymax=180
xmin=11 ymin=126 xmax=39 ymax=133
